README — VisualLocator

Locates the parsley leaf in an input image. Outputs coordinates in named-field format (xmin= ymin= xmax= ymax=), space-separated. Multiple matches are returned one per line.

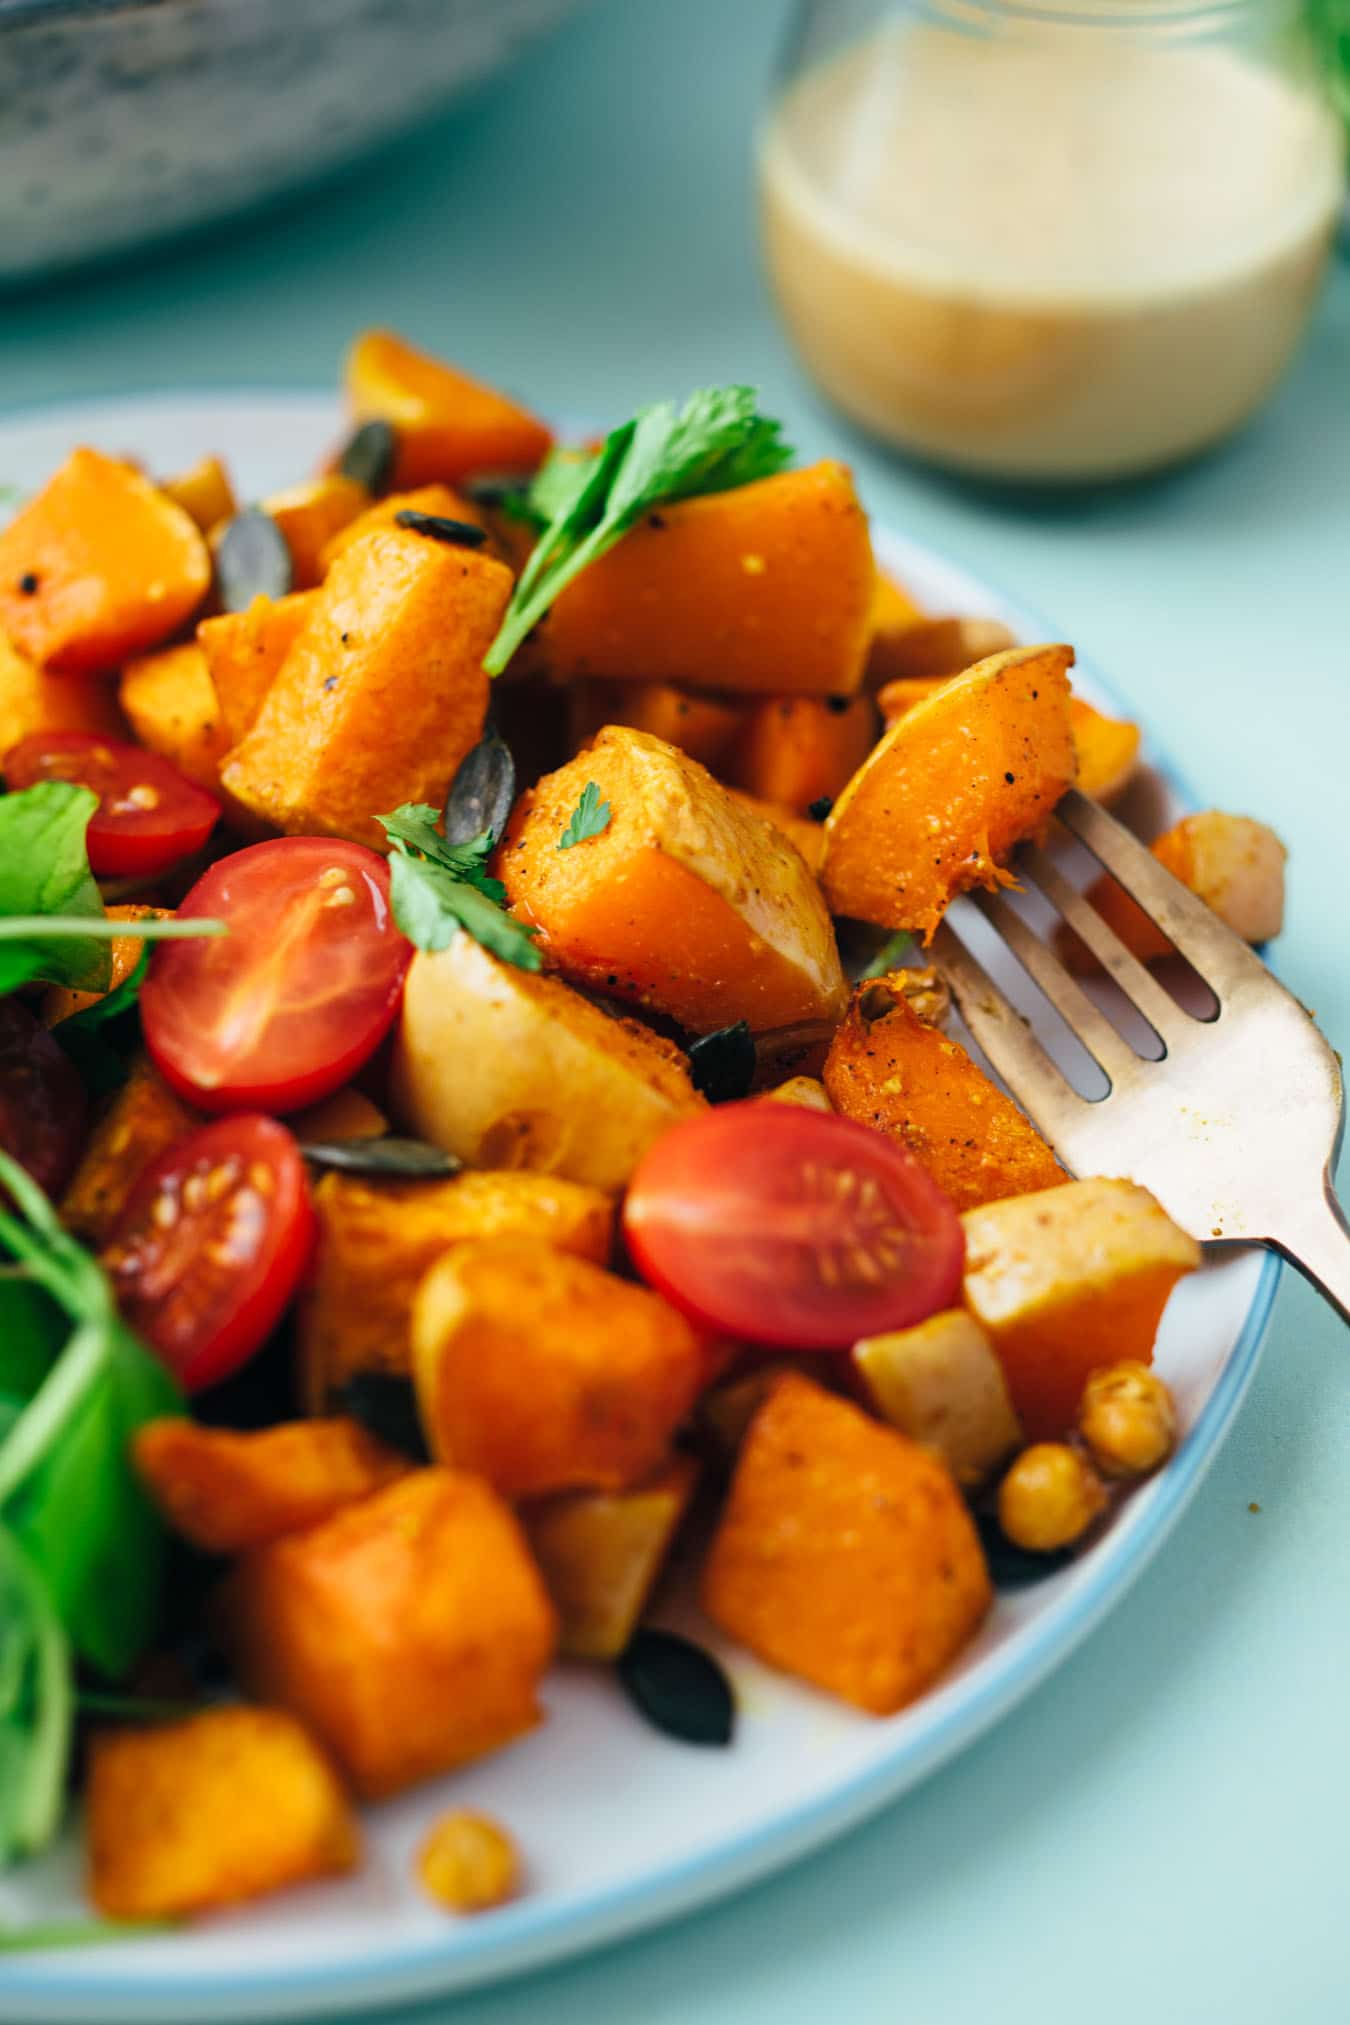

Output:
xmin=558 ymin=781 xmax=612 ymax=850
xmin=377 ymin=804 xmax=540 ymax=972
xmin=483 ymin=386 xmax=792 ymax=674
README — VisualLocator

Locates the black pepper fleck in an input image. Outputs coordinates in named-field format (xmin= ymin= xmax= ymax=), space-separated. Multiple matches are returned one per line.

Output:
xmin=1005 ymin=771 xmax=1015 ymax=784
xmin=825 ymin=695 xmax=850 ymax=715
xmin=17 ymin=572 xmax=39 ymax=596
xmin=322 ymin=676 xmax=339 ymax=692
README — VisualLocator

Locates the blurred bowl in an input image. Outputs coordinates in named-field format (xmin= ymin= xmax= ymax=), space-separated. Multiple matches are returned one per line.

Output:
xmin=0 ymin=0 xmax=585 ymax=286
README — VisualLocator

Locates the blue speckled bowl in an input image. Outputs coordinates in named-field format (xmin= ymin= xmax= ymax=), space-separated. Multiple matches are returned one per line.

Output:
xmin=0 ymin=0 xmax=585 ymax=285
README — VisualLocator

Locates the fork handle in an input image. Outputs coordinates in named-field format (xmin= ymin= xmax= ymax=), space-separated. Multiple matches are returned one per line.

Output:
xmin=1271 ymin=1178 xmax=1350 ymax=1327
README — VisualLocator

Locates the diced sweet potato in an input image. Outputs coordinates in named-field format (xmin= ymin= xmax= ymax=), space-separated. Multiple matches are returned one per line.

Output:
xmin=1068 ymin=696 xmax=1141 ymax=804
xmin=824 ymin=981 xmax=1066 ymax=1210
xmin=221 ymin=527 xmax=503 ymax=847
xmin=962 ymin=1178 xmax=1202 ymax=1437
xmin=60 ymin=1055 xmax=201 ymax=1243
xmin=702 ymin=1373 xmax=991 ymax=1713
xmin=133 ymin=1416 xmax=410 ymax=1553
xmin=197 ymin=589 xmax=321 ymax=746
xmin=0 ymin=626 xmax=126 ymax=751
xmin=119 ymin=642 xmax=231 ymax=793
xmin=346 ymin=330 xmax=552 ymax=489
xmin=1061 ymin=811 xmax=1287 ymax=971
xmin=260 ymin=475 xmax=370 ymax=589
xmin=318 ymin=482 xmax=488 ymax=575
xmin=290 ymin=1085 xmax=388 ymax=1145
xmin=724 ymin=789 xmax=826 ymax=874
xmin=392 ymin=935 xmax=704 ymax=1192
xmin=160 ymin=454 xmax=237 ymax=533
xmin=525 ymin=462 xmax=874 ymax=697
xmin=413 ymin=1238 xmax=706 ymax=1499
xmin=522 ymin=1454 xmax=700 ymax=1659
xmin=728 ymin=693 xmax=877 ymax=816
xmin=867 ymin=615 xmax=1017 ymax=689
xmin=864 ymin=569 xmax=927 ymax=686
xmin=88 ymin=1705 xmax=358 ymax=1920
xmin=220 ymin=1468 xmax=557 ymax=1798
xmin=0 ymin=448 xmax=210 ymax=675
xmin=569 ymin=681 xmax=747 ymax=773
xmin=824 ymin=644 xmax=1076 ymax=940
xmin=499 ymin=726 xmax=846 ymax=1034
xmin=299 ymin=1166 xmax=615 ymax=1409
xmin=853 ymin=1309 xmax=1022 ymax=1488
xmin=40 ymin=904 xmax=170 ymax=1026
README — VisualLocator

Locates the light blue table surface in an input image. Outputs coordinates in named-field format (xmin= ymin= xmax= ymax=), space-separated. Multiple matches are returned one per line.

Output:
xmin=4 ymin=1 xmax=1347 ymax=2018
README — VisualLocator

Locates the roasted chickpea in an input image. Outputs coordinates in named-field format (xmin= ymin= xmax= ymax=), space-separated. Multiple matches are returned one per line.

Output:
xmin=997 ymin=1442 xmax=1106 ymax=1553
xmin=1079 ymin=1361 xmax=1177 ymax=1478
xmin=418 ymin=1810 xmax=519 ymax=1914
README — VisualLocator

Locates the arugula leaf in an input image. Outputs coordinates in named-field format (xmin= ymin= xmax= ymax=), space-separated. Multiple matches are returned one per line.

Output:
xmin=483 ymin=386 xmax=792 ymax=674
xmin=0 ymin=1917 xmax=179 ymax=1952
xmin=558 ymin=781 xmax=612 ymax=851
xmin=858 ymin=931 xmax=916 ymax=980
xmin=0 ymin=1524 xmax=71 ymax=1864
xmin=377 ymin=806 xmax=540 ymax=973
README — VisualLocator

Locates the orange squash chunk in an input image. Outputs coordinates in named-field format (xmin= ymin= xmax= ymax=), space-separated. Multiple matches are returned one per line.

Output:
xmin=1068 ymin=696 xmax=1141 ymax=803
xmin=729 ymin=692 xmax=877 ymax=815
xmin=346 ymin=330 xmax=552 ymax=489
xmin=222 ymin=527 xmax=504 ymax=848
xmin=499 ymin=726 xmax=846 ymax=1034
xmin=864 ymin=568 xmax=927 ymax=687
xmin=823 ymin=644 xmax=1076 ymax=941
xmin=527 ymin=462 xmax=874 ymax=697
xmin=0 ymin=626 xmax=126 ymax=752
xmin=0 ymin=448 xmax=210 ymax=675
xmin=867 ymin=614 xmax=1017 ymax=690
xmin=824 ymin=982 xmax=1065 ymax=1211
xmin=60 ymin=1055 xmax=201 ymax=1245
xmin=119 ymin=641 xmax=230 ymax=793
xmin=317 ymin=482 xmax=487 ymax=575
xmin=198 ymin=589 xmax=321 ymax=746
xmin=962 ymin=1178 xmax=1201 ymax=1438
xmin=220 ymin=1468 xmax=557 ymax=1799
xmin=702 ymin=1373 xmax=991 ymax=1714
xmin=261 ymin=475 xmax=369 ymax=588
xmin=876 ymin=675 xmax=953 ymax=722
xmin=160 ymin=454 xmax=237 ymax=533
xmin=569 ymin=680 xmax=746 ymax=773
xmin=1062 ymin=811 xmax=1287 ymax=971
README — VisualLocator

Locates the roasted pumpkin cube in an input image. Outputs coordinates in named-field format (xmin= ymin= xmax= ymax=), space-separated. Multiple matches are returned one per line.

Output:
xmin=824 ymin=644 xmax=1076 ymax=940
xmin=853 ymin=1309 xmax=1022 ymax=1488
xmin=220 ymin=1468 xmax=557 ymax=1799
xmin=160 ymin=454 xmax=237 ymax=533
xmin=299 ymin=1165 xmax=615 ymax=1409
xmin=962 ymin=1177 xmax=1202 ymax=1438
xmin=0 ymin=448 xmax=210 ymax=675
xmin=522 ymin=1454 xmax=700 ymax=1659
xmin=412 ymin=1238 xmax=706 ymax=1499
xmin=119 ymin=642 xmax=231 ymax=794
xmin=863 ymin=568 xmax=927 ymax=687
xmin=198 ymin=589 xmax=322 ymax=747
xmin=133 ymin=1416 xmax=410 ymax=1553
xmin=1061 ymin=811 xmax=1287 ymax=971
xmin=1068 ymin=696 xmax=1141 ymax=804
xmin=568 ymin=680 xmax=747 ymax=774
xmin=87 ymin=1705 xmax=358 ymax=1920
xmin=391 ymin=933 xmax=704 ymax=1192
xmin=823 ymin=981 xmax=1066 ymax=1211
xmin=261 ymin=475 xmax=369 ymax=588
xmin=868 ymin=614 xmax=1017 ymax=690
xmin=41 ymin=905 xmax=169 ymax=1027
xmin=221 ymin=527 xmax=503 ymax=848
xmin=525 ymin=462 xmax=874 ymax=697
xmin=346 ymin=330 xmax=552 ymax=489
xmin=60 ymin=1055 xmax=201 ymax=1244
xmin=702 ymin=1373 xmax=991 ymax=1714
xmin=289 ymin=1084 xmax=388 ymax=1145
xmin=318 ymin=482 xmax=488 ymax=575
xmin=0 ymin=626 xmax=126 ymax=752
xmin=876 ymin=675 xmax=954 ymax=723
xmin=728 ymin=693 xmax=877 ymax=816
xmin=499 ymin=725 xmax=846 ymax=1034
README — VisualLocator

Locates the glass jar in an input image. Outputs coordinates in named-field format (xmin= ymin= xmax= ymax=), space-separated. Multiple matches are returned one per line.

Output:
xmin=760 ymin=0 xmax=1346 ymax=481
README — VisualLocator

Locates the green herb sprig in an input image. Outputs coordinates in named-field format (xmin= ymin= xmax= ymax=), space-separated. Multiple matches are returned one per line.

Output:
xmin=483 ymin=386 xmax=792 ymax=675
xmin=378 ymin=804 xmax=540 ymax=973
xmin=557 ymin=781 xmax=611 ymax=851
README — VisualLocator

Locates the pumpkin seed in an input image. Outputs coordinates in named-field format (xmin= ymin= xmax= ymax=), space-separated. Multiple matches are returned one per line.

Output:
xmin=215 ymin=508 xmax=292 ymax=612
xmin=688 ymin=1020 xmax=755 ymax=1104
xmin=443 ymin=729 xmax=517 ymax=847
xmin=394 ymin=509 xmax=487 ymax=550
xmin=334 ymin=1374 xmax=430 ymax=1462
xmin=337 ymin=418 xmax=398 ymax=495
xmin=807 ymin=795 xmax=833 ymax=822
xmin=300 ymin=1136 xmax=462 ymax=1179
xmin=975 ymin=1511 xmax=1074 ymax=1588
xmin=617 ymin=1628 xmax=734 ymax=1747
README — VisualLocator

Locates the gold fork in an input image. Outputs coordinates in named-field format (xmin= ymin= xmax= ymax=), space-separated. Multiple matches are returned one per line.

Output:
xmin=931 ymin=789 xmax=1350 ymax=1322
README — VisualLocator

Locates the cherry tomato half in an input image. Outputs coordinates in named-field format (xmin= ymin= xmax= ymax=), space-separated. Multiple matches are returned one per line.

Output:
xmin=3 ymin=731 xmax=220 ymax=878
xmin=139 ymin=838 xmax=411 ymax=1114
xmin=0 ymin=999 xmax=87 ymax=1198
xmin=623 ymin=1102 xmax=964 ymax=1350
xmin=103 ymin=1114 xmax=314 ymax=1391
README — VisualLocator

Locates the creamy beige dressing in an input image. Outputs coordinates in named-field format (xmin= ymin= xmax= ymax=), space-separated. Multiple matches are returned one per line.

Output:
xmin=760 ymin=25 xmax=1344 ymax=479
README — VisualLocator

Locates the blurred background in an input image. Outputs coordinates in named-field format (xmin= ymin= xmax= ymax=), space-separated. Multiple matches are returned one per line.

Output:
xmin=1 ymin=1 xmax=1347 ymax=2020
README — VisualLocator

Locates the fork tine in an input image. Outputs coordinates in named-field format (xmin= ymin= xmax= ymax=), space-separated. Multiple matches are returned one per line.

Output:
xmin=1054 ymin=790 xmax=1271 ymax=994
xmin=973 ymin=889 xmax=1143 ymax=1087
xmin=930 ymin=921 xmax=1088 ymax=1134
xmin=1021 ymin=843 xmax=1193 ymax=1044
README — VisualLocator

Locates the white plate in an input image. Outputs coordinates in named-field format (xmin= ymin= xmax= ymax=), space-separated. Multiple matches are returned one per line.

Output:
xmin=0 ymin=392 xmax=1279 ymax=2025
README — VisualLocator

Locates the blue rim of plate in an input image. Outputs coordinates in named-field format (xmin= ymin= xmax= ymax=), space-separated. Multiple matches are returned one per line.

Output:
xmin=0 ymin=388 xmax=1284 ymax=2021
